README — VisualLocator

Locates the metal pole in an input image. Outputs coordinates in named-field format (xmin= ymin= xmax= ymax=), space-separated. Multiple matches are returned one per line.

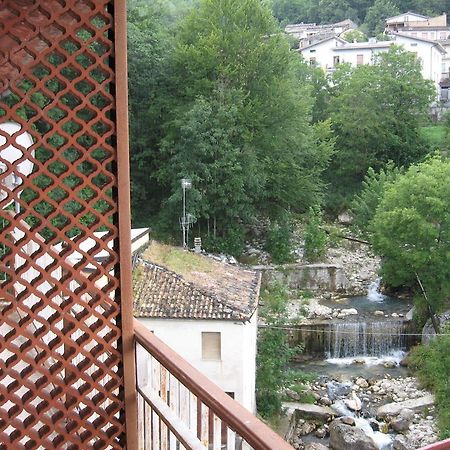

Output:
xmin=182 ymin=185 xmax=186 ymax=248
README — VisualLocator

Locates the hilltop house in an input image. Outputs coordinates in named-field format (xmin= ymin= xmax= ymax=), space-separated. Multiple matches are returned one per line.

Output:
xmin=385 ymin=12 xmax=450 ymax=41
xmin=133 ymin=248 xmax=261 ymax=413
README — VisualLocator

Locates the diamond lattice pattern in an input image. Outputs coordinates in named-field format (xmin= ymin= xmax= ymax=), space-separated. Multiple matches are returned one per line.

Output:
xmin=0 ymin=1 xmax=126 ymax=448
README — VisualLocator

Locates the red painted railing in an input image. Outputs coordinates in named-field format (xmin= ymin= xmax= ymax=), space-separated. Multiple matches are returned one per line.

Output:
xmin=419 ymin=438 xmax=450 ymax=450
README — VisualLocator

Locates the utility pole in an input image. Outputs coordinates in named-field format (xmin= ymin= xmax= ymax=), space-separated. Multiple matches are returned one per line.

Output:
xmin=180 ymin=178 xmax=192 ymax=248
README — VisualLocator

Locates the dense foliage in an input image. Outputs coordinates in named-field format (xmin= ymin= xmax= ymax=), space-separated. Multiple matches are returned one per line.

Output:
xmin=129 ymin=0 xmax=334 ymax=251
xmin=410 ymin=330 xmax=450 ymax=439
xmin=350 ymin=162 xmax=402 ymax=233
xmin=371 ymin=156 xmax=450 ymax=315
xmin=256 ymin=282 xmax=300 ymax=418
xmin=326 ymin=46 xmax=434 ymax=210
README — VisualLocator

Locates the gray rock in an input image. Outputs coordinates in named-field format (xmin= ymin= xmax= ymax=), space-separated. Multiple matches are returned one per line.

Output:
xmin=285 ymin=388 xmax=301 ymax=401
xmin=297 ymin=420 xmax=317 ymax=436
xmin=377 ymin=395 xmax=434 ymax=419
xmin=284 ymin=402 xmax=336 ymax=422
xmin=329 ymin=421 xmax=377 ymax=450
xmin=393 ymin=435 xmax=415 ymax=450
xmin=305 ymin=443 xmax=329 ymax=450
xmin=315 ymin=426 xmax=328 ymax=438
xmin=391 ymin=408 xmax=415 ymax=433
xmin=327 ymin=381 xmax=353 ymax=401
xmin=355 ymin=377 xmax=369 ymax=388
xmin=341 ymin=416 xmax=355 ymax=426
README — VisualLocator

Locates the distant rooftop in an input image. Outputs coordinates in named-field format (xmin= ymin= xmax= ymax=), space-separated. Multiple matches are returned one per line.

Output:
xmin=133 ymin=242 xmax=260 ymax=321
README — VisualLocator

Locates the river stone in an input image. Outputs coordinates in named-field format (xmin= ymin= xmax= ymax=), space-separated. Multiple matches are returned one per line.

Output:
xmin=315 ymin=426 xmax=328 ymax=438
xmin=377 ymin=394 xmax=434 ymax=419
xmin=329 ymin=421 xmax=377 ymax=450
xmin=285 ymin=403 xmax=336 ymax=421
xmin=305 ymin=443 xmax=330 ymax=450
xmin=327 ymin=381 xmax=353 ymax=400
xmin=393 ymin=435 xmax=415 ymax=450
xmin=391 ymin=408 xmax=415 ymax=433
xmin=355 ymin=377 xmax=369 ymax=388
xmin=344 ymin=393 xmax=362 ymax=412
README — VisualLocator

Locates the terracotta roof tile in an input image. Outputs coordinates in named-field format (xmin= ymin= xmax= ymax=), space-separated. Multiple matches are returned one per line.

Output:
xmin=133 ymin=259 xmax=260 ymax=322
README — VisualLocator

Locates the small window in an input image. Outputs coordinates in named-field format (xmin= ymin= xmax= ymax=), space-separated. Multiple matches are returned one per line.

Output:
xmin=310 ymin=49 xmax=316 ymax=53
xmin=411 ymin=43 xmax=418 ymax=47
xmin=356 ymin=54 xmax=364 ymax=65
xmin=202 ymin=332 xmax=221 ymax=360
xmin=333 ymin=55 xmax=340 ymax=66
xmin=411 ymin=32 xmax=417 ymax=37
xmin=422 ymin=32 xmax=428 ymax=39
xmin=309 ymin=56 xmax=316 ymax=66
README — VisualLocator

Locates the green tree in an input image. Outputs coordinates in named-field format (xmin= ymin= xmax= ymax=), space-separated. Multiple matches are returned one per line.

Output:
xmin=350 ymin=162 xmax=402 ymax=233
xmin=371 ymin=156 xmax=450 ymax=316
xmin=256 ymin=282 xmax=299 ymax=418
xmin=158 ymin=0 xmax=333 ymax=240
xmin=303 ymin=205 xmax=328 ymax=262
xmin=363 ymin=0 xmax=400 ymax=36
xmin=327 ymin=46 xmax=434 ymax=210
xmin=342 ymin=29 xmax=368 ymax=42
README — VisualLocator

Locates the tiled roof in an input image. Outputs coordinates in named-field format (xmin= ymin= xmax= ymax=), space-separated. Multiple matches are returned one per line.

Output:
xmin=133 ymin=258 xmax=260 ymax=322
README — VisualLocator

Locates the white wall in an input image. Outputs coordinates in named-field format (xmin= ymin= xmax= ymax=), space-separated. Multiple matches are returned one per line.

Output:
xmin=300 ymin=38 xmax=345 ymax=70
xmin=394 ymin=35 xmax=443 ymax=94
xmin=334 ymin=46 xmax=390 ymax=66
xmin=139 ymin=313 xmax=258 ymax=413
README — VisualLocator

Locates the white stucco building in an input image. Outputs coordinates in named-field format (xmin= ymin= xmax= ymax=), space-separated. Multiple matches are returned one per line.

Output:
xmin=133 ymin=253 xmax=260 ymax=413
xmin=299 ymin=34 xmax=445 ymax=96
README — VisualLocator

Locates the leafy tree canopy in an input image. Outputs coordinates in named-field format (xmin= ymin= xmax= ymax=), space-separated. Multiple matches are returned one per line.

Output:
xmin=325 ymin=46 xmax=434 ymax=210
xmin=371 ymin=156 xmax=450 ymax=314
xmin=155 ymin=0 xmax=333 ymax=246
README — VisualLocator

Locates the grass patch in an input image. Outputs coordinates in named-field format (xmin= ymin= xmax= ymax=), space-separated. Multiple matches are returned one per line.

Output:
xmin=420 ymin=125 xmax=448 ymax=149
xmin=142 ymin=241 xmax=213 ymax=276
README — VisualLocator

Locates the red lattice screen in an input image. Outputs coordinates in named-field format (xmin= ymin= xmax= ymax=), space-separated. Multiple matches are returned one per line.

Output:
xmin=0 ymin=1 xmax=135 ymax=448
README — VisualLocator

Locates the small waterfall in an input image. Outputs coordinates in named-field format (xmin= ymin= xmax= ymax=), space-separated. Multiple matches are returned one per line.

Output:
xmin=326 ymin=320 xmax=409 ymax=358
xmin=368 ymin=277 xmax=386 ymax=302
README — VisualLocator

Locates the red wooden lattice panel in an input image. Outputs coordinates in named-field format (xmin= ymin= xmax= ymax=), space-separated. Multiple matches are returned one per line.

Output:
xmin=0 ymin=1 xmax=130 ymax=448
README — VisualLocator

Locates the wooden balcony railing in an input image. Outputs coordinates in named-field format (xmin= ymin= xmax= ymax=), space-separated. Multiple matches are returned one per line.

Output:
xmin=134 ymin=319 xmax=294 ymax=450
xmin=418 ymin=439 xmax=450 ymax=450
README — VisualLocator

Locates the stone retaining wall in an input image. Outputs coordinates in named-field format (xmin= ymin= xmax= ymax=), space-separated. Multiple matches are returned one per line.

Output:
xmin=253 ymin=264 xmax=350 ymax=293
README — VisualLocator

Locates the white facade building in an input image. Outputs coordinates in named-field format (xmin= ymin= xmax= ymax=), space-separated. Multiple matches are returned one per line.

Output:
xmin=133 ymin=256 xmax=260 ymax=413
xmin=299 ymin=34 xmax=445 ymax=96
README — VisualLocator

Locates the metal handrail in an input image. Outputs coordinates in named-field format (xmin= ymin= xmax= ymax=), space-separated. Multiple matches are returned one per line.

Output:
xmin=133 ymin=318 xmax=294 ymax=450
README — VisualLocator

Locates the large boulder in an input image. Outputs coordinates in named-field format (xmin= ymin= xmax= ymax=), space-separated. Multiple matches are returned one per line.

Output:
xmin=390 ymin=408 xmax=415 ymax=433
xmin=377 ymin=394 xmax=434 ymax=419
xmin=329 ymin=421 xmax=377 ymax=450
xmin=284 ymin=402 xmax=336 ymax=422
xmin=327 ymin=381 xmax=353 ymax=401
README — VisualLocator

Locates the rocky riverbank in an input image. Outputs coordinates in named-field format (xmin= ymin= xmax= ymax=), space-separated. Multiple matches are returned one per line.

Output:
xmin=284 ymin=375 xmax=438 ymax=450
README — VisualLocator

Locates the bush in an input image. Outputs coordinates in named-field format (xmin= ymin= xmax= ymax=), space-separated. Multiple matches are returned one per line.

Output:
xmin=256 ymin=282 xmax=301 ymax=418
xmin=409 ymin=327 xmax=450 ymax=439
xmin=202 ymin=224 xmax=245 ymax=257
xmin=303 ymin=206 xmax=327 ymax=262
xmin=265 ymin=215 xmax=294 ymax=264
xmin=350 ymin=162 xmax=402 ymax=234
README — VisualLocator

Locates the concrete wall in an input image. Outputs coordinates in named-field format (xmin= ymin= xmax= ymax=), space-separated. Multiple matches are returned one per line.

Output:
xmin=255 ymin=264 xmax=349 ymax=293
xmin=138 ymin=314 xmax=258 ymax=412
